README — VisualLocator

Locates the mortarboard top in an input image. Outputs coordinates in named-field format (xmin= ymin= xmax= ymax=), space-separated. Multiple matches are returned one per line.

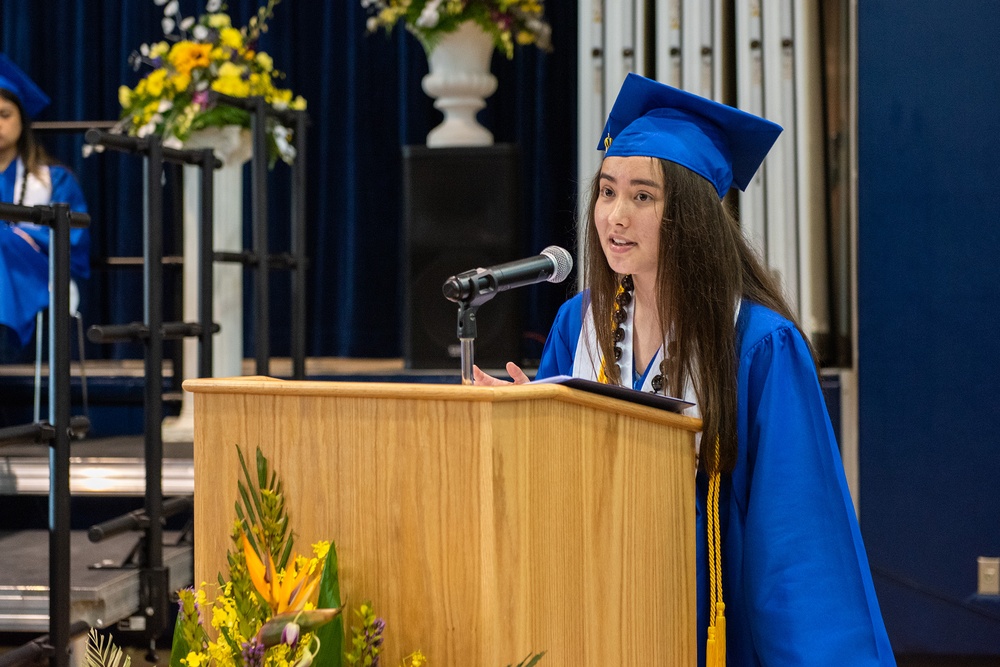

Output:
xmin=0 ymin=53 xmax=51 ymax=119
xmin=599 ymin=73 xmax=782 ymax=199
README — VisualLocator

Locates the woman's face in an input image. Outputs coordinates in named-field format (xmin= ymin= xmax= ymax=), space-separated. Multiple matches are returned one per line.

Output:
xmin=594 ymin=155 xmax=665 ymax=289
xmin=0 ymin=95 xmax=24 ymax=159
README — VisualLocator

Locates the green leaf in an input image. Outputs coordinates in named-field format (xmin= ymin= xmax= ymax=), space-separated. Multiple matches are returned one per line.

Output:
xmin=256 ymin=447 xmax=269 ymax=490
xmin=507 ymin=652 xmax=546 ymax=667
xmin=278 ymin=531 xmax=294 ymax=571
xmin=236 ymin=446 xmax=263 ymax=525
xmin=312 ymin=541 xmax=345 ymax=667
xmin=167 ymin=608 xmax=192 ymax=667
xmin=84 ymin=629 xmax=131 ymax=667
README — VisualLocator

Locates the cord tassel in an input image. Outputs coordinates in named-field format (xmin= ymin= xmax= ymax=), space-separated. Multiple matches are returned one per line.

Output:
xmin=706 ymin=436 xmax=726 ymax=665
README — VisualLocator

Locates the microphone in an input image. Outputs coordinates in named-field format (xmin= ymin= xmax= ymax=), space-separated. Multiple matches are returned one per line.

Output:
xmin=442 ymin=245 xmax=574 ymax=305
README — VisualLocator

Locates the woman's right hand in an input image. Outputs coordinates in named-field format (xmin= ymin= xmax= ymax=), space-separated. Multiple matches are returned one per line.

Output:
xmin=473 ymin=362 xmax=531 ymax=386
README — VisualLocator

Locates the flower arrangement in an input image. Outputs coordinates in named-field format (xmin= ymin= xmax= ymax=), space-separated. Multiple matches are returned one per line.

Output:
xmin=362 ymin=0 xmax=552 ymax=59
xmin=117 ymin=0 xmax=306 ymax=165
xmin=168 ymin=446 xmax=343 ymax=667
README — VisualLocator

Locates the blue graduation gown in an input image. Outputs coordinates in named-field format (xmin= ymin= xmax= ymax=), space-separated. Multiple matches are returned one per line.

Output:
xmin=536 ymin=293 xmax=895 ymax=665
xmin=0 ymin=161 xmax=90 ymax=346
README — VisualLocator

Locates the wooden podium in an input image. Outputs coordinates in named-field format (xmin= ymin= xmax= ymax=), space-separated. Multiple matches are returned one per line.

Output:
xmin=185 ymin=377 xmax=701 ymax=665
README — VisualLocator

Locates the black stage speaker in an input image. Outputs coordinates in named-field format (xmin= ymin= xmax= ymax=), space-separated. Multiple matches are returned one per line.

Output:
xmin=402 ymin=144 xmax=522 ymax=369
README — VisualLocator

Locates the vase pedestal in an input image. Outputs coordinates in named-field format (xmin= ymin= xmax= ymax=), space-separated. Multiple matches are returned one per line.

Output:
xmin=422 ymin=21 xmax=498 ymax=148
xmin=162 ymin=126 xmax=251 ymax=443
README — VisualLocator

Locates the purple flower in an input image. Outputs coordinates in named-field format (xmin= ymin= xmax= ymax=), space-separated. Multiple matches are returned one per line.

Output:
xmin=281 ymin=621 xmax=301 ymax=648
xmin=240 ymin=637 xmax=265 ymax=667
xmin=193 ymin=90 xmax=210 ymax=109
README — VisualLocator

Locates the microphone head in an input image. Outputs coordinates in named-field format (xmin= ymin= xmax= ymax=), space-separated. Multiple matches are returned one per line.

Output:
xmin=540 ymin=245 xmax=574 ymax=283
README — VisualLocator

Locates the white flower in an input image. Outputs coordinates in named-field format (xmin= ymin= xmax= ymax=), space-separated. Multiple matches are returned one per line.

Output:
xmin=162 ymin=135 xmax=183 ymax=150
xmin=366 ymin=17 xmax=378 ymax=32
xmin=192 ymin=24 xmax=209 ymax=40
xmin=273 ymin=125 xmax=297 ymax=164
xmin=163 ymin=0 xmax=179 ymax=17
xmin=157 ymin=99 xmax=173 ymax=113
xmin=162 ymin=17 xmax=175 ymax=34
xmin=180 ymin=16 xmax=195 ymax=31
xmin=416 ymin=0 xmax=443 ymax=28
xmin=153 ymin=0 xmax=167 ymax=5
xmin=206 ymin=0 xmax=222 ymax=11
xmin=136 ymin=120 xmax=157 ymax=138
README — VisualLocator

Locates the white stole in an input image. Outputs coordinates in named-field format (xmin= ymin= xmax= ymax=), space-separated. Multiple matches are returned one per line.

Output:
xmin=571 ymin=297 xmax=706 ymax=461
xmin=12 ymin=158 xmax=53 ymax=218
xmin=572 ymin=299 xmax=700 ymax=410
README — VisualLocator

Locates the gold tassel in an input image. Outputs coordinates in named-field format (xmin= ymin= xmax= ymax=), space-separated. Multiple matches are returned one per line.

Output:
xmin=706 ymin=436 xmax=726 ymax=665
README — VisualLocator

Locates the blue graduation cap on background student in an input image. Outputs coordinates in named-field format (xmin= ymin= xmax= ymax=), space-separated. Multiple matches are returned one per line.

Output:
xmin=0 ymin=53 xmax=51 ymax=118
xmin=599 ymin=72 xmax=782 ymax=199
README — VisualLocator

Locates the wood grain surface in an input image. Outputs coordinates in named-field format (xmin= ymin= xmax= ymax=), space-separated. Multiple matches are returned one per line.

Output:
xmin=187 ymin=378 xmax=699 ymax=665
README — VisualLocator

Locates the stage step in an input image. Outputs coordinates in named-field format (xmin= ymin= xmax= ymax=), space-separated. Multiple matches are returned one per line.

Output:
xmin=0 ymin=530 xmax=192 ymax=632
xmin=0 ymin=436 xmax=193 ymax=496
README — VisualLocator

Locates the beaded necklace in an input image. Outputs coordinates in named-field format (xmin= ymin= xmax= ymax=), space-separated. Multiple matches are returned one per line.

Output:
xmin=600 ymin=274 xmax=671 ymax=394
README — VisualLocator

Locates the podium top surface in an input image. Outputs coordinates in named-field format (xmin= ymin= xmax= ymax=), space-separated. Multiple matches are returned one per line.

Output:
xmin=184 ymin=376 xmax=703 ymax=432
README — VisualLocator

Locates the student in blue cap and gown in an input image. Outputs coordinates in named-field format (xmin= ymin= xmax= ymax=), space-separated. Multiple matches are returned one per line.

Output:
xmin=475 ymin=73 xmax=895 ymax=665
xmin=0 ymin=53 xmax=90 ymax=361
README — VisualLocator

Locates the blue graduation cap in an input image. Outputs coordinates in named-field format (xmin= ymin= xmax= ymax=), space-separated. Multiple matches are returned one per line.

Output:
xmin=599 ymin=73 xmax=782 ymax=199
xmin=0 ymin=53 xmax=51 ymax=118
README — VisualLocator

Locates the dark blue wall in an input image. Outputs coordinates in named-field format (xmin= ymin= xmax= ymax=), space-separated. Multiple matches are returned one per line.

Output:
xmin=858 ymin=2 xmax=1000 ymax=654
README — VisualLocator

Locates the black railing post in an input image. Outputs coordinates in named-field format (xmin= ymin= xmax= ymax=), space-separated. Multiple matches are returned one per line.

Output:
xmin=48 ymin=202 xmax=73 ymax=667
xmin=291 ymin=111 xmax=308 ymax=380
xmin=252 ymin=98 xmax=270 ymax=375
xmin=198 ymin=148 xmax=216 ymax=379
xmin=142 ymin=139 xmax=168 ymax=647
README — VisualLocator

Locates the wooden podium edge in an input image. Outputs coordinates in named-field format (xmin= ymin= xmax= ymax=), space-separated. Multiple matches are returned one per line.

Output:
xmin=183 ymin=376 xmax=704 ymax=433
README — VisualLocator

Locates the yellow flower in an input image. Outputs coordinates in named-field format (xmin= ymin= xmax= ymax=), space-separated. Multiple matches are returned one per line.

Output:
xmin=207 ymin=13 xmax=232 ymax=28
xmin=271 ymin=88 xmax=293 ymax=107
xmin=118 ymin=85 xmax=133 ymax=109
xmin=211 ymin=61 xmax=251 ymax=97
xmin=219 ymin=27 xmax=244 ymax=51
xmin=169 ymin=41 xmax=213 ymax=76
xmin=182 ymin=651 xmax=206 ymax=667
xmin=144 ymin=68 xmax=168 ymax=97
xmin=255 ymin=51 xmax=274 ymax=72
xmin=403 ymin=650 xmax=428 ymax=667
xmin=312 ymin=540 xmax=330 ymax=562
xmin=516 ymin=30 xmax=535 ymax=45
xmin=291 ymin=95 xmax=307 ymax=111
xmin=150 ymin=41 xmax=170 ymax=59
xmin=170 ymin=72 xmax=191 ymax=93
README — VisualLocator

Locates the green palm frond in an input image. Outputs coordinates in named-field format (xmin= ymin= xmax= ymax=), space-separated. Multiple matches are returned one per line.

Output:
xmin=506 ymin=652 xmax=546 ymax=667
xmin=84 ymin=629 xmax=131 ymax=667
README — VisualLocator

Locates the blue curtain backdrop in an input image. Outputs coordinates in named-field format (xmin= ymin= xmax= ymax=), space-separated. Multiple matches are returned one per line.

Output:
xmin=0 ymin=0 xmax=579 ymax=361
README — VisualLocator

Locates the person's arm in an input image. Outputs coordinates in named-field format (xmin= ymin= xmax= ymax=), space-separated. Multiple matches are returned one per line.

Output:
xmin=739 ymin=325 xmax=894 ymax=665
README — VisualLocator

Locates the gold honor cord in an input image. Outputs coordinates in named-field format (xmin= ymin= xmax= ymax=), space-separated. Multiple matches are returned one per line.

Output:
xmin=597 ymin=280 xmax=628 ymax=384
xmin=706 ymin=435 xmax=726 ymax=666
xmin=599 ymin=283 xmax=726 ymax=663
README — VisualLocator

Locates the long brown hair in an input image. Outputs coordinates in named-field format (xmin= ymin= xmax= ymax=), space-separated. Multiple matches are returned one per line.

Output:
xmin=584 ymin=157 xmax=805 ymax=474
xmin=0 ymin=87 xmax=52 ymax=178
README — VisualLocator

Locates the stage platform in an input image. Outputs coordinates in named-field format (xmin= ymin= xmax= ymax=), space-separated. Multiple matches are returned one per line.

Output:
xmin=0 ymin=530 xmax=191 ymax=633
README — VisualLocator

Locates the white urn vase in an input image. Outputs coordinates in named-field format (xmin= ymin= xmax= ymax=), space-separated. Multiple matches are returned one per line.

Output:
xmin=162 ymin=124 xmax=252 ymax=443
xmin=421 ymin=21 xmax=498 ymax=148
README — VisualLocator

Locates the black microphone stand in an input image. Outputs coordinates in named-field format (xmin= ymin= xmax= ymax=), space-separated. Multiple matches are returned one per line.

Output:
xmin=456 ymin=301 xmax=478 ymax=385
xmin=445 ymin=268 xmax=495 ymax=385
